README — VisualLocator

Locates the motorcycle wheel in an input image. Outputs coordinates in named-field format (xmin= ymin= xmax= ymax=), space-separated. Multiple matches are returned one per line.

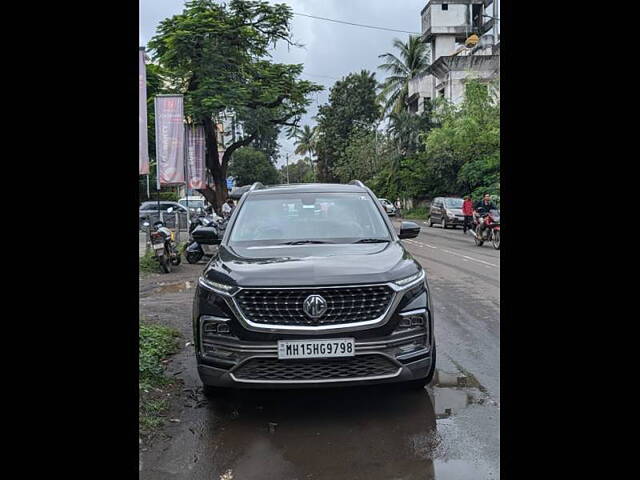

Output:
xmin=492 ymin=230 xmax=501 ymax=250
xmin=170 ymin=246 xmax=181 ymax=266
xmin=159 ymin=255 xmax=171 ymax=273
xmin=186 ymin=250 xmax=203 ymax=264
xmin=474 ymin=228 xmax=484 ymax=246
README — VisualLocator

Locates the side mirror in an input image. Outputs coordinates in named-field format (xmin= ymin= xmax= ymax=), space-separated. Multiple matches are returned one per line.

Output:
xmin=166 ymin=207 xmax=174 ymax=214
xmin=399 ymin=221 xmax=421 ymax=239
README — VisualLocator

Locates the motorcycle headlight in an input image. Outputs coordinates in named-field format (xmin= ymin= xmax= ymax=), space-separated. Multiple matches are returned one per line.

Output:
xmin=393 ymin=270 xmax=425 ymax=288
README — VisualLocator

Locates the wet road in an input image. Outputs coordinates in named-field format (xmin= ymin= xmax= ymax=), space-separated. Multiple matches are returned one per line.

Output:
xmin=139 ymin=220 xmax=500 ymax=480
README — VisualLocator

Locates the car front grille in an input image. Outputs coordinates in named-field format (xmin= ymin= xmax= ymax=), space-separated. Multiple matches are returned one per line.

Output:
xmin=232 ymin=355 xmax=399 ymax=382
xmin=234 ymin=285 xmax=395 ymax=326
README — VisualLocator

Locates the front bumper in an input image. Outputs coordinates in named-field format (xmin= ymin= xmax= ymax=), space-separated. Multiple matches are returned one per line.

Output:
xmin=197 ymin=329 xmax=433 ymax=388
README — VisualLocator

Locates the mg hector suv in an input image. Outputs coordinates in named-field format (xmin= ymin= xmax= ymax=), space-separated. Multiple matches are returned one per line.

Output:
xmin=192 ymin=181 xmax=435 ymax=393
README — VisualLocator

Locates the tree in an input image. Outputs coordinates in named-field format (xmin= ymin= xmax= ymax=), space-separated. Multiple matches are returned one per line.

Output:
xmin=378 ymin=36 xmax=430 ymax=116
xmin=148 ymin=0 xmax=322 ymax=211
xmin=315 ymin=70 xmax=381 ymax=182
xmin=279 ymin=158 xmax=313 ymax=184
xmin=292 ymin=125 xmax=316 ymax=180
xmin=228 ymin=147 xmax=279 ymax=186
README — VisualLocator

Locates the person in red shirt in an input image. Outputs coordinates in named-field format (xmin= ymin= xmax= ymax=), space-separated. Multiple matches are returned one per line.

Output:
xmin=462 ymin=196 xmax=474 ymax=234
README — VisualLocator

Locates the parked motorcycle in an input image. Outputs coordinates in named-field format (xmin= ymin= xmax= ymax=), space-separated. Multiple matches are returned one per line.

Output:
xmin=185 ymin=214 xmax=228 ymax=264
xmin=471 ymin=209 xmax=500 ymax=250
xmin=143 ymin=208 xmax=182 ymax=273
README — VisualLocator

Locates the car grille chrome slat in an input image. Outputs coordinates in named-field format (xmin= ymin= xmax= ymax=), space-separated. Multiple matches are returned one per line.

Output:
xmin=231 ymin=355 xmax=399 ymax=382
xmin=234 ymin=285 xmax=395 ymax=326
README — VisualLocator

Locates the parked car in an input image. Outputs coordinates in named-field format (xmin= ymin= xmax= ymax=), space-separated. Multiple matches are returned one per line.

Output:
xmin=139 ymin=201 xmax=188 ymax=229
xmin=178 ymin=196 xmax=207 ymax=215
xmin=378 ymin=198 xmax=397 ymax=216
xmin=193 ymin=181 xmax=435 ymax=395
xmin=428 ymin=197 xmax=465 ymax=229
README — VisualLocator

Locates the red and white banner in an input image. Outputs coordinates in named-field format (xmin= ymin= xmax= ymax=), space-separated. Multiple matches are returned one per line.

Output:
xmin=155 ymin=95 xmax=185 ymax=186
xmin=139 ymin=48 xmax=149 ymax=175
xmin=185 ymin=125 xmax=206 ymax=190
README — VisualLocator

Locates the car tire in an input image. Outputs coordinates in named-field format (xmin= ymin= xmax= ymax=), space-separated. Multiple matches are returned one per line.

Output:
xmin=428 ymin=217 xmax=434 ymax=227
xmin=442 ymin=217 xmax=447 ymax=229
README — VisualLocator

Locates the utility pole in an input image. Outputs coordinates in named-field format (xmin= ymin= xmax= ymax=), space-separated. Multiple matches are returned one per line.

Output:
xmin=286 ymin=153 xmax=290 ymax=184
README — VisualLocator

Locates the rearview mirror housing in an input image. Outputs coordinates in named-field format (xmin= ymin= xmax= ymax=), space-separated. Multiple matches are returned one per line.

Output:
xmin=399 ymin=221 xmax=421 ymax=239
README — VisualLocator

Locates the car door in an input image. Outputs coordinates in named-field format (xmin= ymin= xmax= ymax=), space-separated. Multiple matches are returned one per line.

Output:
xmin=431 ymin=198 xmax=442 ymax=223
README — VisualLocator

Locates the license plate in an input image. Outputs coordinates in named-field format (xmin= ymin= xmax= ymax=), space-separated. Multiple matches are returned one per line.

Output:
xmin=153 ymin=243 xmax=164 ymax=250
xmin=277 ymin=338 xmax=355 ymax=359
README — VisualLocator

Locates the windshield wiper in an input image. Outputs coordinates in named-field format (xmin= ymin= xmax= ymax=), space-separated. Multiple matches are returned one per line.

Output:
xmin=352 ymin=238 xmax=390 ymax=244
xmin=279 ymin=240 xmax=334 ymax=245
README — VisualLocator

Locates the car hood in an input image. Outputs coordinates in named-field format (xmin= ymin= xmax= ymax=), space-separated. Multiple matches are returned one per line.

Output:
xmin=203 ymin=242 xmax=422 ymax=287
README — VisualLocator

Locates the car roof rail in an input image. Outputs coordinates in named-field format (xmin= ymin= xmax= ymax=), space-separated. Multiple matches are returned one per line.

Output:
xmin=249 ymin=182 xmax=265 ymax=191
xmin=348 ymin=180 xmax=366 ymax=188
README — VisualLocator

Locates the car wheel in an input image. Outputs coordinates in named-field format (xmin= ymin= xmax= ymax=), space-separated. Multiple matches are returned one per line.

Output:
xmin=428 ymin=217 xmax=434 ymax=227
xmin=442 ymin=217 xmax=447 ymax=229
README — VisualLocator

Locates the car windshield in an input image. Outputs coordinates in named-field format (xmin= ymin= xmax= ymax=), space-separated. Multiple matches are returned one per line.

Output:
xmin=229 ymin=192 xmax=391 ymax=246
xmin=179 ymin=200 xmax=204 ymax=209
xmin=444 ymin=198 xmax=463 ymax=208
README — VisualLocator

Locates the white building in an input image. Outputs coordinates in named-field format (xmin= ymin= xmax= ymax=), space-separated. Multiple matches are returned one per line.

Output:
xmin=407 ymin=0 xmax=500 ymax=113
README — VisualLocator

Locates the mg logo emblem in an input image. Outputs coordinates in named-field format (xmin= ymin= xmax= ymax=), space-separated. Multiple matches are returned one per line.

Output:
xmin=303 ymin=295 xmax=328 ymax=319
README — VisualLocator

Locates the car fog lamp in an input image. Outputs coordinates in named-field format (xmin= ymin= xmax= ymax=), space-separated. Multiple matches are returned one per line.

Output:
xmin=201 ymin=316 xmax=232 ymax=335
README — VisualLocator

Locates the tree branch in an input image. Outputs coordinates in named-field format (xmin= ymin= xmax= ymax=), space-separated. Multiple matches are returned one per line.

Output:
xmin=221 ymin=132 xmax=258 ymax=168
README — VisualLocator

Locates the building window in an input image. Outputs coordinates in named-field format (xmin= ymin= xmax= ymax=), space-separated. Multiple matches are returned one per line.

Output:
xmin=442 ymin=4 xmax=448 ymax=11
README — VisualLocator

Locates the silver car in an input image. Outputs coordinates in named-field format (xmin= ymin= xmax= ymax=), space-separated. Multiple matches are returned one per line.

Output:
xmin=378 ymin=198 xmax=397 ymax=216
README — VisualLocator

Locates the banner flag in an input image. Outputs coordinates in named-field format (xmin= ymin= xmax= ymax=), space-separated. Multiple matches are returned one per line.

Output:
xmin=139 ymin=47 xmax=149 ymax=175
xmin=185 ymin=125 xmax=206 ymax=190
xmin=155 ymin=95 xmax=185 ymax=186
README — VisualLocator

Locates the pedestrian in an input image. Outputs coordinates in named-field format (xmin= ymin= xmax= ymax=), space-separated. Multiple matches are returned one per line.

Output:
xmin=462 ymin=195 xmax=474 ymax=234
xmin=222 ymin=198 xmax=235 ymax=218
xmin=395 ymin=198 xmax=402 ymax=218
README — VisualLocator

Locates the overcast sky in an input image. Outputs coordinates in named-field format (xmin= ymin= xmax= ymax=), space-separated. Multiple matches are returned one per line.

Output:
xmin=140 ymin=0 xmax=426 ymax=167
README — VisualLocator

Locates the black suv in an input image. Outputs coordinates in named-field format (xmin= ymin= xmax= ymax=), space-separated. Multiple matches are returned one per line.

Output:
xmin=192 ymin=181 xmax=435 ymax=393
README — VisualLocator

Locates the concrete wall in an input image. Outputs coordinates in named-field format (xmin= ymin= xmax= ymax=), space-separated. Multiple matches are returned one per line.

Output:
xmin=431 ymin=3 xmax=469 ymax=28
xmin=408 ymin=72 xmax=435 ymax=113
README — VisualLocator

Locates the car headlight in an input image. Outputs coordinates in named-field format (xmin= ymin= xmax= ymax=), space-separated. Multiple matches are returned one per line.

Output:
xmin=198 ymin=276 xmax=236 ymax=294
xmin=393 ymin=270 xmax=425 ymax=287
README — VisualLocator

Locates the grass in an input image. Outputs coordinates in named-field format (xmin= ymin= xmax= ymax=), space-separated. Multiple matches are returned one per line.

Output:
xmin=139 ymin=322 xmax=181 ymax=439
xmin=139 ymin=249 xmax=161 ymax=274
xmin=402 ymin=207 xmax=429 ymax=220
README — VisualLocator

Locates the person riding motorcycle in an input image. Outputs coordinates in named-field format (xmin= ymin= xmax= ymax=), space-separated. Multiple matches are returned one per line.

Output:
xmin=473 ymin=194 xmax=497 ymax=238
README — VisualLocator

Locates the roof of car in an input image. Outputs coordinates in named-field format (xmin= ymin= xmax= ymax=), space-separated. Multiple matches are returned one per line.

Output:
xmin=248 ymin=183 xmax=369 ymax=195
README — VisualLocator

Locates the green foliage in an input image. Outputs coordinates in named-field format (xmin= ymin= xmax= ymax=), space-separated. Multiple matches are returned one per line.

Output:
xmin=139 ymin=249 xmax=160 ymax=274
xmin=315 ymin=70 xmax=381 ymax=182
xmin=378 ymin=36 xmax=431 ymax=116
xmin=147 ymin=0 xmax=322 ymax=203
xmin=402 ymin=207 xmax=428 ymax=220
xmin=228 ymin=146 xmax=280 ymax=186
xmin=139 ymin=323 xmax=181 ymax=384
xmin=280 ymin=158 xmax=314 ymax=183
xmin=139 ymin=322 xmax=181 ymax=438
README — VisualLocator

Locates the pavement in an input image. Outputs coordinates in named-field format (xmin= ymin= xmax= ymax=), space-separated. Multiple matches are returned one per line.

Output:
xmin=138 ymin=219 xmax=500 ymax=480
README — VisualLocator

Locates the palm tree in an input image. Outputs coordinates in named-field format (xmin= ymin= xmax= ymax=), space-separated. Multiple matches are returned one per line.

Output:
xmin=378 ymin=36 xmax=431 ymax=116
xmin=293 ymin=125 xmax=317 ymax=179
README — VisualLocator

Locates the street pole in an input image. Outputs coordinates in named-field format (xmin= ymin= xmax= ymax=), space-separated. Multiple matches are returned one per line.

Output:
xmin=286 ymin=153 xmax=290 ymax=184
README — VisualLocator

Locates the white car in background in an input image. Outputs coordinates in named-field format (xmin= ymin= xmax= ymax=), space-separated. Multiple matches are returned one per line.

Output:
xmin=178 ymin=196 xmax=207 ymax=215
xmin=378 ymin=198 xmax=397 ymax=216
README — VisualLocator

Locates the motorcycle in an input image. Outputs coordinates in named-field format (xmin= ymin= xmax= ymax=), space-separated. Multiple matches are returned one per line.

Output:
xmin=185 ymin=214 xmax=228 ymax=264
xmin=471 ymin=209 xmax=500 ymax=250
xmin=143 ymin=208 xmax=182 ymax=273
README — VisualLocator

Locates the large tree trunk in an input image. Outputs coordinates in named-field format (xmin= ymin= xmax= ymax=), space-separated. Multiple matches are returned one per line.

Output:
xmin=201 ymin=117 xmax=228 ymax=214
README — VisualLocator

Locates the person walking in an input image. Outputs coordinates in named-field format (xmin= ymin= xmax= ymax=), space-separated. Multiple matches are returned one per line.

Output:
xmin=395 ymin=198 xmax=402 ymax=218
xmin=462 ymin=195 xmax=474 ymax=234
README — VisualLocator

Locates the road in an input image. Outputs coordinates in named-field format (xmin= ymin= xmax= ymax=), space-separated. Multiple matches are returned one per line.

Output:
xmin=139 ymin=220 xmax=500 ymax=480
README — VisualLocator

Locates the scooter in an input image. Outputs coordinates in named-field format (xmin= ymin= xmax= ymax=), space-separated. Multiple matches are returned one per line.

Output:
xmin=143 ymin=208 xmax=182 ymax=273
xmin=470 ymin=209 xmax=500 ymax=250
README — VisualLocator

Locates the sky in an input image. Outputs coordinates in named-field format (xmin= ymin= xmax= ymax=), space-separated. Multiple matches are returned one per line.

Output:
xmin=140 ymin=0 xmax=427 ymax=167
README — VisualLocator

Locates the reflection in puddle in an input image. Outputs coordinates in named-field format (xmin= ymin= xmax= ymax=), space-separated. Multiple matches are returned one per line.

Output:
xmin=175 ymin=369 xmax=498 ymax=480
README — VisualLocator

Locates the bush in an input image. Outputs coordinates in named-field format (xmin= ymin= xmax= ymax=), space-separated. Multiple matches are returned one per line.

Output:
xmin=403 ymin=207 xmax=428 ymax=219
xmin=139 ymin=323 xmax=181 ymax=384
